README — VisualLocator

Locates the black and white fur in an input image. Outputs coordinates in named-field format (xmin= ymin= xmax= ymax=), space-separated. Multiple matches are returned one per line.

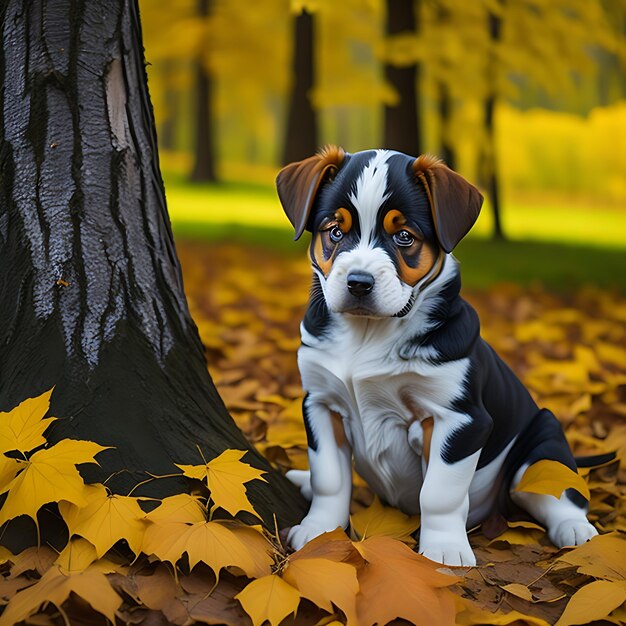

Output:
xmin=277 ymin=148 xmax=597 ymax=566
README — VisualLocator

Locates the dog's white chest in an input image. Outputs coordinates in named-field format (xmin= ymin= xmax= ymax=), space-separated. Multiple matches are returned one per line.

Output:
xmin=299 ymin=324 xmax=468 ymax=514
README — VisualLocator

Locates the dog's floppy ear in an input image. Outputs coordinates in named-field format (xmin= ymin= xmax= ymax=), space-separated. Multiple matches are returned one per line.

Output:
xmin=413 ymin=155 xmax=483 ymax=253
xmin=276 ymin=145 xmax=346 ymax=240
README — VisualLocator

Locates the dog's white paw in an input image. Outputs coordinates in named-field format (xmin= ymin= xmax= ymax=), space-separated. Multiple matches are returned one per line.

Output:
xmin=420 ymin=541 xmax=476 ymax=567
xmin=549 ymin=519 xmax=598 ymax=548
xmin=287 ymin=519 xmax=340 ymax=551
xmin=419 ymin=530 xmax=476 ymax=567
xmin=286 ymin=469 xmax=313 ymax=500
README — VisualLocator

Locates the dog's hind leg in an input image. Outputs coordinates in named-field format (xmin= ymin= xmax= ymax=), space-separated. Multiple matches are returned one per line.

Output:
xmin=507 ymin=409 xmax=597 ymax=548
xmin=510 ymin=465 xmax=597 ymax=547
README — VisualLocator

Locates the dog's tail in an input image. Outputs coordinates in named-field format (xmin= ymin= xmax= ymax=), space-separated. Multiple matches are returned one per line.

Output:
xmin=575 ymin=451 xmax=617 ymax=468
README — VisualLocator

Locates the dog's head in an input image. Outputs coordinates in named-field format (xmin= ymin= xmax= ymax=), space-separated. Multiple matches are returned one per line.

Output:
xmin=277 ymin=146 xmax=483 ymax=319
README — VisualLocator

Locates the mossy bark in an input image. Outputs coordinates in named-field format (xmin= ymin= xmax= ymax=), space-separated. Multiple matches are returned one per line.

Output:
xmin=0 ymin=0 xmax=306 ymax=550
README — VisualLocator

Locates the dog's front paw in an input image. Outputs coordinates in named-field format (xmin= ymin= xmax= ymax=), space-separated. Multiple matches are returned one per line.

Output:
xmin=419 ymin=529 xmax=476 ymax=567
xmin=287 ymin=519 xmax=342 ymax=551
xmin=549 ymin=519 xmax=598 ymax=548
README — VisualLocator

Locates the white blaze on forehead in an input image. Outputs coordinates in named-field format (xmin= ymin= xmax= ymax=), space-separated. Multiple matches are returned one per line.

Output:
xmin=349 ymin=150 xmax=392 ymax=243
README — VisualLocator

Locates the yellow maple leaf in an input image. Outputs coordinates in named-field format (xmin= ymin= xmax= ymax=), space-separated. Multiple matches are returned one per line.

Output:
xmin=514 ymin=459 xmax=590 ymax=500
xmin=0 ymin=439 xmax=107 ymax=527
xmin=56 ymin=537 xmax=98 ymax=573
xmin=555 ymin=580 xmax=626 ymax=626
xmin=142 ymin=519 xmax=272 ymax=580
xmin=143 ymin=493 xmax=207 ymax=524
xmin=350 ymin=496 xmax=420 ymax=546
xmin=283 ymin=557 xmax=359 ymax=626
xmin=0 ymin=455 xmax=21 ymax=493
xmin=59 ymin=484 xmax=147 ymax=558
xmin=235 ymin=574 xmax=301 ymax=626
xmin=0 ymin=389 xmax=56 ymax=455
xmin=176 ymin=449 xmax=266 ymax=519
xmin=0 ymin=565 xmax=121 ymax=626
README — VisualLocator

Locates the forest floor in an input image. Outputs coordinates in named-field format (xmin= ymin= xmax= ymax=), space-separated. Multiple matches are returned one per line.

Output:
xmin=1 ymin=236 xmax=625 ymax=625
xmin=179 ymin=238 xmax=626 ymax=626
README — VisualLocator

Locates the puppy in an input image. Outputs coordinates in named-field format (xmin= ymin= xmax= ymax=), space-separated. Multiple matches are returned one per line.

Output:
xmin=276 ymin=146 xmax=598 ymax=566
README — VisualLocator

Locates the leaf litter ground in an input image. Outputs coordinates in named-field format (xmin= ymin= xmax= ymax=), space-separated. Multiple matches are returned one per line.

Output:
xmin=0 ymin=240 xmax=624 ymax=625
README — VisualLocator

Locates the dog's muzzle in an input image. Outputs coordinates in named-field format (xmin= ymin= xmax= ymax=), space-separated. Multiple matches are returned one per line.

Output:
xmin=347 ymin=271 xmax=375 ymax=297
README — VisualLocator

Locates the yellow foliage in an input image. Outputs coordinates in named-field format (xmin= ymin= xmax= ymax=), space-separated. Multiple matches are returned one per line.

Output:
xmin=283 ymin=557 xmax=359 ymax=625
xmin=0 ymin=388 xmax=55 ymax=455
xmin=515 ymin=459 xmax=591 ymax=500
xmin=235 ymin=574 xmax=301 ymax=626
xmin=143 ymin=493 xmax=207 ymax=524
xmin=0 ymin=439 xmax=107 ymax=527
xmin=556 ymin=532 xmax=626 ymax=581
xmin=176 ymin=449 xmax=266 ymax=519
xmin=350 ymin=495 xmax=420 ymax=546
xmin=0 ymin=565 xmax=122 ymax=626
xmin=555 ymin=580 xmax=626 ymax=626
xmin=59 ymin=484 xmax=148 ymax=558
xmin=142 ymin=519 xmax=272 ymax=579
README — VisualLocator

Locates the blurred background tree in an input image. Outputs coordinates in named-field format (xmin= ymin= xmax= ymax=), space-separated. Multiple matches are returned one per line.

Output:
xmin=139 ymin=0 xmax=625 ymax=243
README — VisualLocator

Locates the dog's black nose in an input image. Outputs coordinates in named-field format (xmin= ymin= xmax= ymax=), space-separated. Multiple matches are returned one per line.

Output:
xmin=347 ymin=272 xmax=375 ymax=297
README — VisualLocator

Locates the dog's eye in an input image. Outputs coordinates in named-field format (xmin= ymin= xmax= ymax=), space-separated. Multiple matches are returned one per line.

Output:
xmin=329 ymin=226 xmax=344 ymax=243
xmin=393 ymin=230 xmax=415 ymax=247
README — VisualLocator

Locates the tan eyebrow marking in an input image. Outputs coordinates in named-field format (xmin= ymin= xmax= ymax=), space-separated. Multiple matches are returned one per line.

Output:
xmin=335 ymin=207 xmax=352 ymax=232
xmin=383 ymin=209 xmax=406 ymax=234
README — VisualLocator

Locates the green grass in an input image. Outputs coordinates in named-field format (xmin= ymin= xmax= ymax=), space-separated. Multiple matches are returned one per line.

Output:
xmin=165 ymin=176 xmax=626 ymax=291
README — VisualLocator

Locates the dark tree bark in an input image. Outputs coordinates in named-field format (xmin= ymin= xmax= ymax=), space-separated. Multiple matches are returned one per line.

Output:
xmin=0 ymin=0 xmax=305 ymax=550
xmin=282 ymin=9 xmax=318 ymax=165
xmin=482 ymin=9 xmax=504 ymax=240
xmin=383 ymin=0 xmax=422 ymax=155
xmin=190 ymin=0 xmax=217 ymax=182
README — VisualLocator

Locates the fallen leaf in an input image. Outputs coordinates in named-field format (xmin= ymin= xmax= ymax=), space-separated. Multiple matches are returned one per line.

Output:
xmin=144 ymin=493 xmax=207 ymax=524
xmin=235 ymin=574 xmax=301 ymax=626
xmin=0 ymin=565 xmax=121 ymax=626
xmin=283 ymin=557 xmax=359 ymax=625
xmin=0 ymin=439 xmax=107 ymax=527
xmin=555 ymin=580 xmax=626 ymax=626
xmin=353 ymin=535 xmax=458 ymax=625
xmin=59 ymin=484 xmax=147 ymax=557
xmin=55 ymin=537 xmax=98 ymax=573
xmin=0 ymin=389 xmax=56 ymax=455
xmin=515 ymin=459 xmax=590 ymax=500
xmin=350 ymin=495 xmax=420 ymax=546
xmin=556 ymin=532 xmax=626 ymax=581
xmin=142 ymin=519 xmax=272 ymax=579
xmin=176 ymin=449 xmax=266 ymax=520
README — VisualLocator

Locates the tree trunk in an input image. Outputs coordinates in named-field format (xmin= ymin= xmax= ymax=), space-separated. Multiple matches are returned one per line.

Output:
xmin=383 ymin=0 xmax=422 ymax=155
xmin=0 ymin=0 xmax=305 ymax=550
xmin=190 ymin=0 xmax=217 ymax=182
xmin=438 ymin=80 xmax=456 ymax=170
xmin=483 ymin=9 xmax=504 ymax=240
xmin=282 ymin=9 xmax=318 ymax=165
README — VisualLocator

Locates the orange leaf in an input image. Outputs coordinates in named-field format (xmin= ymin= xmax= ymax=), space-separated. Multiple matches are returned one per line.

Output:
xmin=353 ymin=535 xmax=458 ymax=626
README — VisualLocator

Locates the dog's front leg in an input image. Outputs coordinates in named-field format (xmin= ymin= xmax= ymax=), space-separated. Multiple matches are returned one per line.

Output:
xmin=418 ymin=414 xmax=488 ymax=567
xmin=287 ymin=396 xmax=352 ymax=550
